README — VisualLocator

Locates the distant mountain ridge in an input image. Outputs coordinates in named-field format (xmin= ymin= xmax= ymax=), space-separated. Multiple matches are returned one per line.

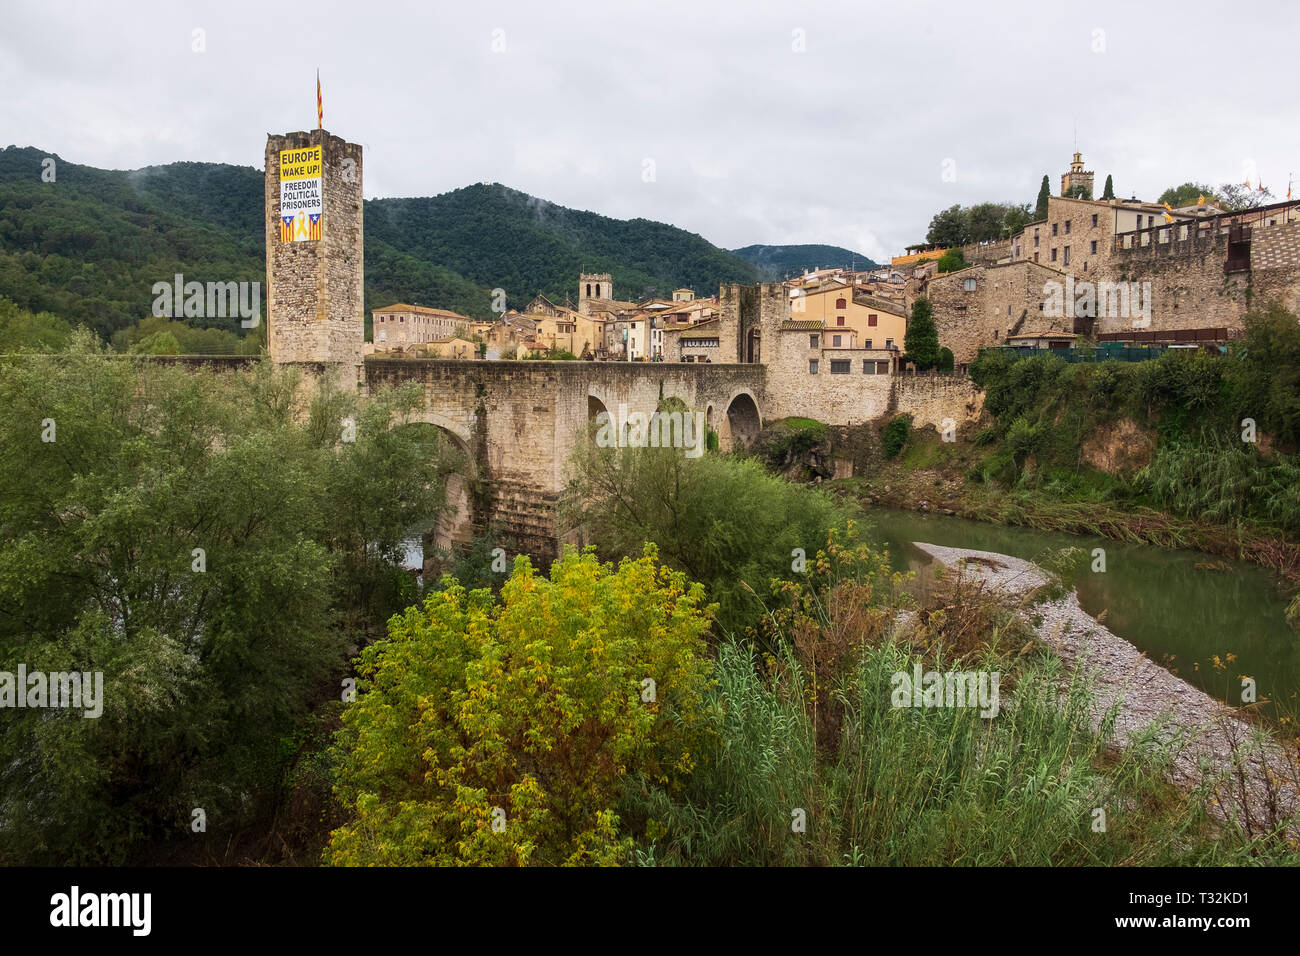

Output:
xmin=732 ymin=243 xmax=880 ymax=281
xmin=0 ymin=145 xmax=856 ymax=339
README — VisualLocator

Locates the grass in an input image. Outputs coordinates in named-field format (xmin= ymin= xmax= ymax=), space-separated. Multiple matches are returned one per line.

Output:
xmin=631 ymin=560 xmax=1300 ymax=865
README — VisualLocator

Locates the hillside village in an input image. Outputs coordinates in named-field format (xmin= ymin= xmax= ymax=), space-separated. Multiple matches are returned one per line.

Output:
xmin=367 ymin=151 xmax=1300 ymax=375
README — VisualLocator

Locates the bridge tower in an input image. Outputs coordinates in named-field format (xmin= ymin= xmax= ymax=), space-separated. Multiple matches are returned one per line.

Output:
xmin=264 ymin=129 xmax=365 ymax=386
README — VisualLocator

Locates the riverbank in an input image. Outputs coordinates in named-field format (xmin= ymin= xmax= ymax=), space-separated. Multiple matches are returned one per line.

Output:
xmin=825 ymin=427 xmax=1300 ymax=589
xmin=913 ymin=541 xmax=1300 ymax=840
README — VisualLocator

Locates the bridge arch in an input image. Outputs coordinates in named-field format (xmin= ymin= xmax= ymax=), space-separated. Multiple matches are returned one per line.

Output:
xmin=721 ymin=389 xmax=762 ymax=452
xmin=398 ymin=411 xmax=479 ymax=565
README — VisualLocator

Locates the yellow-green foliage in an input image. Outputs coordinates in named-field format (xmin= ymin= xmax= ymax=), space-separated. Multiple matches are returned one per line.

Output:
xmin=325 ymin=546 xmax=715 ymax=866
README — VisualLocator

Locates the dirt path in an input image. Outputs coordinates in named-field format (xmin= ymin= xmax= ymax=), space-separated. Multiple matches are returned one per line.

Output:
xmin=912 ymin=541 xmax=1300 ymax=838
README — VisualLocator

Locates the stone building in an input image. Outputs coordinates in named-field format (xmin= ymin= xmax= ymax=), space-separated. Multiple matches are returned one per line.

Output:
xmin=372 ymin=303 xmax=473 ymax=349
xmin=925 ymin=151 xmax=1300 ymax=360
xmin=927 ymin=259 xmax=1074 ymax=367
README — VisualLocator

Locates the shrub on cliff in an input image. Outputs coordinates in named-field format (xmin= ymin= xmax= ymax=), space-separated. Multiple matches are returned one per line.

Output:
xmin=883 ymin=414 xmax=912 ymax=460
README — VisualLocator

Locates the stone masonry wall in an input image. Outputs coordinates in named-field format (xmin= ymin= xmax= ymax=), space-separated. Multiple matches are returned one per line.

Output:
xmin=928 ymin=260 xmax=1073 ymax=364
xmin=265 ymin=130 xmax=365 ymax=388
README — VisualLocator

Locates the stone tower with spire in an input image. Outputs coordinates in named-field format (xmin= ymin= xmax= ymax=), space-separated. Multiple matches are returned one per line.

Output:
xmin=1061 ymin=151 xmax=1095 ymax=199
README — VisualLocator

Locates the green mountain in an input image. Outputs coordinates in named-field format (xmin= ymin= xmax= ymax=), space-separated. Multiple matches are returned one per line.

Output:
xmin=0 ymin=146 xmax=761 ymax=342
xmin=732 ymin=243 xmax=879 ymax=281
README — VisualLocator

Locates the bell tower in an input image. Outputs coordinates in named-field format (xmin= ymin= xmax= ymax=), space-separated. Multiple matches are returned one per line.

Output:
xmin=1061 ymin=151 xmax=1095 ymax=199
xmin=578 ymin=272 xmax=613 ymax=315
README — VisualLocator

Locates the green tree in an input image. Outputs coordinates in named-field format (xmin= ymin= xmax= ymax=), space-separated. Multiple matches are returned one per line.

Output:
xmin=0 ymin=344 xmax=453 ymax=863
xmin=0 ymin=297 xmax=74 ymax=352
xmin=1218 ymin=182 xmax=1274 ymax=211
xmin=1158 ymin=182 xmax=1217 ymax=208
xmin=904 ymin=297 xmax=941 ymax=371
xmin=1003 ymin=202 xmax=1033 ymax=238
xmin=936 ymin=248 xmax=968 ymax=273
xmin=563 ymin=446 xmax=850 ymax=639
xmin=324 ymin=546 xmax=715 ymax=866
xmin=966 ymin=202 xmax=1008 ymax=243
xmin=1064 ymin=183 xmax=1092 ymax=201
xmin=129 ymin=329 xmax=181 ymax=354
xmin=1034 ymin=175 xmax=1051 ymax=220
xmin=1101 ymin=174 xmax=1115 ymax=200
xmin=926 ymin=205 xmax=969 ymax=247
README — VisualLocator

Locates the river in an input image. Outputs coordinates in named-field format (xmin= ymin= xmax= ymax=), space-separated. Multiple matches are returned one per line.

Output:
xmin=864 ymin=508 xmax=1300 ymax=712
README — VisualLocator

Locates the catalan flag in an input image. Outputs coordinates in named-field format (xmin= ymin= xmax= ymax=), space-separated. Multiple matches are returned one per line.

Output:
xmin=1197 ymin=194 xmax=1206 ymax=206
xmin=317 ymin=71 xmax=323 ymax=129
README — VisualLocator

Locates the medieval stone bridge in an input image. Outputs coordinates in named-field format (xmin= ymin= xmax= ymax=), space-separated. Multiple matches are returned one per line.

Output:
xmin=363 ymin=357 xmax=767 ymax=559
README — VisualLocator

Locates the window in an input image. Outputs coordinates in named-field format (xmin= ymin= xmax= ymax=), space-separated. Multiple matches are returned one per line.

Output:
xmin=836 ymin=316 xmax=845 ymax=325
xmin=868 ymin=314 xmax=878 ymax=326
xmin=1090 ymin=240 xmax=1098 ymax=254
xmin=832 ymin=335 xmax=841 ymax=346
xmin=809 ymin=359 xmax=819 ymax=374
xmin=1052 ymin=223 xmax=1059 ymax=236
xmin=835 ymin=297 xmax=847 ymax=309
xmin=830 ymin=359 xmax=850 ymax=374
xmin=809 ymin=334 xmax=819 ymax=348
xmin=1065 ymin=220 xmax=1071 ymax=234
xmin=878 ymin=361 xmax=889 ymax=374
xmin=1033 ymin=252 xmax=1039 ymax=262
xmin=885 ymin=338 xmax=894 ymax=349
xmin=1091 ymin=214 xmax=1099 ymax=227
xmin=1034 ymin=235 xmax=1039 ymax=248
xmin=864 ymin=339 xmax=872 ymax=349
xmin=1063 ymin=246 xmax=1070 ymax=266
xmin=863 ymin=359 xmax=876 ymax=374
xmin=962 ymin=278 xmax=977 ymax=291
xmin=1051 ymin=248 xmax=1057 ymax=262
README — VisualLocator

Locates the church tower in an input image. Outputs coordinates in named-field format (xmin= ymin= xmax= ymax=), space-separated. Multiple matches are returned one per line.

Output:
xmin=264 ymin=128 xmax=365 ymax=386
xmin=1061 ymin=151 xmax=1095 ymax=199
xmin=578 ymin=272 xmax=613 ymax=316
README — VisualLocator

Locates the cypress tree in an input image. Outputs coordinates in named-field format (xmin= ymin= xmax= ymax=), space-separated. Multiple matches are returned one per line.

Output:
xmin=904 ymin=298 xmax=941 ymax=371
xmin=1034 ymin=175 xmax=1051 ymax=220
xmin=1101 ymin=174 xmax=1115 ymax=200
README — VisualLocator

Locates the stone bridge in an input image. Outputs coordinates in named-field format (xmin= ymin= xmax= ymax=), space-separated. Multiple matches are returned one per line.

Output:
xmin=363 ymin=358 xmax=767 ymax=560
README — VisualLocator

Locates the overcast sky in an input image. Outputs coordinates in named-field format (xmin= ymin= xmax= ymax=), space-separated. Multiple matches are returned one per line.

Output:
xmin=4 ymin=0 xmax=1298 ymax=263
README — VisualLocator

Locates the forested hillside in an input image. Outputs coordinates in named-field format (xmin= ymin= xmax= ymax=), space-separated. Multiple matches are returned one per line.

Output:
xmin=0 ymin=146 xmax=761 ymax=343
xmin=732 ymin=243 xmax=879 ymax=280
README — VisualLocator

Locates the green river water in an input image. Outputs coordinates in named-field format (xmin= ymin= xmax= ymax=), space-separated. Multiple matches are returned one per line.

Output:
xmin=863 ymin=508 xmax=1300 ymax=711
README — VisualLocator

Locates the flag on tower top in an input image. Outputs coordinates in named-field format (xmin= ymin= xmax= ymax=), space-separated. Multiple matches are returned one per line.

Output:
xmin=317 ymin=71 xmax=322 ymax=130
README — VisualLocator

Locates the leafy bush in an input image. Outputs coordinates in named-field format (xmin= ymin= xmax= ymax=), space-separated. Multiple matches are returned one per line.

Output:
xmin=0 ymin=344 xmax=453 ymax=863
xmin=325 ymin=547 xmax=714 ymax=866
xmin=882 ymin=414 xmax=911 ymax=459
xmin=564 ymin=444 xmax=852 ymax=639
